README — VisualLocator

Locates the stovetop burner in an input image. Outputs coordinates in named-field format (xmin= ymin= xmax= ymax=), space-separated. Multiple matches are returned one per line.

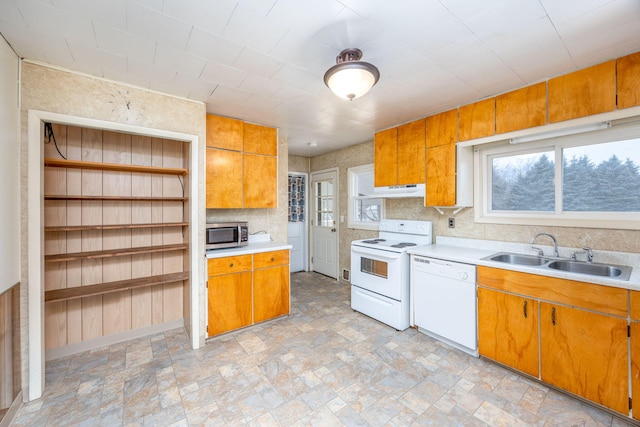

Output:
xmin=361 ymin=238 xmax=386 ymax=244
xmin=390 ymin=242 xmax=417 ymax=248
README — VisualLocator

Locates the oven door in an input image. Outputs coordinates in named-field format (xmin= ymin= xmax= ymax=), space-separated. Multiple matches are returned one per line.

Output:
xmin=350 ymin=245 xmax=403 ymax=300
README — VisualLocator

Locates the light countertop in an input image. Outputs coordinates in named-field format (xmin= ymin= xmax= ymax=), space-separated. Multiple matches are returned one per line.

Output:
xmin=205 ymin=241 xmax=292 ymax=259
xmin=408 ymin=237 xmax=640 ymax=291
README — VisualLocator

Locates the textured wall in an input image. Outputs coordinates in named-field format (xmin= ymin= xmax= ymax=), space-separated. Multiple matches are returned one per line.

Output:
xmin=310 ymin=140 xmax=640 ymax=285
xmin=288 ymin=155 xmax=309 ymax=173
xmin=310 ymin=141 xmax=378 ymax=283
xmin=20 ymin=62 xmax=207 ymax=396
xmin=0 ymin=37 xmax=20 ymax=294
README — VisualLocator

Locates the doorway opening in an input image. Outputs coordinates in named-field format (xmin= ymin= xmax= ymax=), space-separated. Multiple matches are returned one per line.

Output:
xmin=310 ymin=168 xmax=339 ymax=279
xmin=287 ymin=172 xmax=308 ymax=273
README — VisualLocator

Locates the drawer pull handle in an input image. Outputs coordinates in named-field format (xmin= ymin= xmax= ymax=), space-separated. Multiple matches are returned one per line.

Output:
xmin=523 ymin=300 xmax=527 ymax=319
xmin=551 ymin=307 xmax=556 ymax=325
xmin=271 ymin=257 xmax=275 ymax=261
xmin=229 ymin=263 xmax=234 ymax=267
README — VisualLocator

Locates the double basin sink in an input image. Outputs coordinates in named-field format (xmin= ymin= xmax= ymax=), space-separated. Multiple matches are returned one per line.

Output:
xmin=482 ymin=252 xmax=633 ymax=281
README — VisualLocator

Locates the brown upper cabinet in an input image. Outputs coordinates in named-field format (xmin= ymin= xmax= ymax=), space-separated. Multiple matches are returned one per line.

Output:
xmin=496 ymin=82 xmax=547 ymax=134
xmin=206 ymin=114 xmax=278 ymax=209
xmin=374 ymin=119 xmax=425 ymax=187
xmin=458 ymin=98 xmax=495 ymax=141
xmin=548 ymin=61 xmax=616 ymax=123
xmin=244 ymin=122 xmax=278 ymax=156
xmin=397 ymin=119 xmax=426 ymax=185
xmin=206 ymin=148 xmax=243 ymax=209
xmin=206 ymin=115 xmax=243 ymax=150
xmin=374 ymin=127 xmax=397 ymax=187
xmin=617 ymin=52 xmax=640 ymax=110
xmin=426 ymin=109 xmax=457 ymax=148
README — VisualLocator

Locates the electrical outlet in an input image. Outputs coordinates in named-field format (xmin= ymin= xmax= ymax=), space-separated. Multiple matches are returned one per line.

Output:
xmin=448 ymin=218 xmax=455 ymax=228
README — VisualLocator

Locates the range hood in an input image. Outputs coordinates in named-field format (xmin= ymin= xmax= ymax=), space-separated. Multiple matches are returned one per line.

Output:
xmin=370 ymin=183 xmax=425 ymax=198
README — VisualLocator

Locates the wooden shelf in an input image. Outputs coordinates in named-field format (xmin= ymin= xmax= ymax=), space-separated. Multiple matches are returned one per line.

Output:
xmin=45 ymin=272 xmax=189 ymax=303
xmin=44 ymin=195 xmax=188 ymax=202
xmin=44 ymin=158 xmax=188 ymax=176
xmin=45 ymin=243 xmax=188 ymax=263
xmin=45 ymin=222 xmax=189 ymax=232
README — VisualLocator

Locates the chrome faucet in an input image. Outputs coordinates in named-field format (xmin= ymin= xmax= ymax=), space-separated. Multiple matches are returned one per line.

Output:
xmin=571 ymin=247 xmax=593 ymax=263
xmin=530 ymin=233 xmax=559 ymax=258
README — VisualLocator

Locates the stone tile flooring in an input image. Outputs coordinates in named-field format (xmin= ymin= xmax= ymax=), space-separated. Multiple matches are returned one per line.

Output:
xmin=12 ymin=272 xmax=636 ymax=426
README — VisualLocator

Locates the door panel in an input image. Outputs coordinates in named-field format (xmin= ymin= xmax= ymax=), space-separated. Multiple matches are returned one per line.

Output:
xmin=207 ymin=271 xmax=252 ymax=337
xmin=311 ymin=170 xmax=338 ymax=279
xmin=540 ymin=303 xmax=628 ymax=414
xmin=477 ymin=287 xmax=539 ymax=377
xmin=254 ymin=265 xmax=290 ymax=323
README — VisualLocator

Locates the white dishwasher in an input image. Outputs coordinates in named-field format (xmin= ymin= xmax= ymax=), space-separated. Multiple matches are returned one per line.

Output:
xmin=411 ymin=255 xmax=478 ymax=356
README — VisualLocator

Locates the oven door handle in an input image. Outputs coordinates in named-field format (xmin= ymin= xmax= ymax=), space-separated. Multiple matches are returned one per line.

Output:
xmin=351 ymin=245 xmax=400 ymax=260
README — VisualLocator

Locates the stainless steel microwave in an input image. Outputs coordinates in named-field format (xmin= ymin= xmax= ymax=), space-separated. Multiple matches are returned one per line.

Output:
xmin=206 ymin=222 xmax=249 ymax=250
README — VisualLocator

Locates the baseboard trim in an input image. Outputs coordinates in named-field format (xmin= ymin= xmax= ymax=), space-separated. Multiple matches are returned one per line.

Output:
xmin=45 ymin=319 xmax=185 ymax=361
xmin=0 ymin=390 xmax=23 ymax=427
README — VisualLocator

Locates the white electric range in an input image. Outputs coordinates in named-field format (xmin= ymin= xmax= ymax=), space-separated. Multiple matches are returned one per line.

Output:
xmin=350 ymin=219 xmax=432 ymax=330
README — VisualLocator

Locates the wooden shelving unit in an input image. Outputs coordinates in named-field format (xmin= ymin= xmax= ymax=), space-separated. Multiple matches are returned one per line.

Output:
xmin=45 ymin=243 xmax=188 ymax=263
xmin=44 ymin=222 xmax=188 ymax=232
xmin=44 ymin=157 xmax=188 ymax=175
xmin=45 ymin=272 xmax=190 ymax=303
xmin=44 ymin=195 xmax=188 ymax=201
xmin=43 ymin=126 xmax=190 ymax=351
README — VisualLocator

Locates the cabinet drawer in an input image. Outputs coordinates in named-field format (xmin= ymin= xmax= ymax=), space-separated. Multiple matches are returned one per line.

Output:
xmin=254 ymin=250 xmax=289 ymax=269
xmin=477 ymin=266 xmax=628 ymax=317
xmin=208 ymin=255 xmax=252 ymax=276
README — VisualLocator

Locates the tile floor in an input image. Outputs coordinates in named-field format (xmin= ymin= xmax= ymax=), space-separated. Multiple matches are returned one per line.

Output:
xmin=12 ymin=272 xmax=636 ymax=426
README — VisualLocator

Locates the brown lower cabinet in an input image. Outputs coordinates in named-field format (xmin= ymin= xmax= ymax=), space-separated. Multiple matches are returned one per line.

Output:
xmin=207 ymin=250 xmax=290 ymax=337
xmin=540 ymin=303 xmax=628 ymax=414
xmin=477 ymin=287 xmax=539 ymax=377
xmin=630 ymin=291 xmax=640 ymax=420
xmin=478 ymin=266 xmax=630 ymax=416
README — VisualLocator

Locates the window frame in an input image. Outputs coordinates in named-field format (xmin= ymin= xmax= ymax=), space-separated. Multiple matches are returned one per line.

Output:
xmin=348 ymin=164 xmax=384 ymax=230
xmin=474 ymin=120 xmax=640 ymax=230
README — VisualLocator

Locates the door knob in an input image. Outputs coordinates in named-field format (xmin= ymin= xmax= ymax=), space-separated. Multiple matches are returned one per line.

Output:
xmin=331 ymin=228 xmax=336 ymax=232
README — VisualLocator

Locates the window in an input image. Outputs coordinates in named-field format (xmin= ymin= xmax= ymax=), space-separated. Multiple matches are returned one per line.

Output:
xmin=476 ymin=120 xmax=640 ymax=229
xmin=348 ymin=164 xmax=384 ymax=230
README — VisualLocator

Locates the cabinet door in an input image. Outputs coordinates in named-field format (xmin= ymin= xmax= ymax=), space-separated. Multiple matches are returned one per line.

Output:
xmin=254 ymin=265 xmax=290 ymax=323
xmin=243 ymin=154 xmax=277 ymax=208
xmin=426 ymin=109 xmax=457 ymax=148
xmin=425 ymin=144 xmax=455 ymax=207
xmin=496 ymin=82 xmax=547 ymax=134
xmin=374 ymin=127 xmax=397 ymax=187
xmin=629 ymin=291 xmax=640 ymax=420
xmin=618 ymin=52 xmax=640 ymax=110
xmin=632 ymin=322 xmax=640 ymax=420
xmin=458 ymin=98 xmax=495 ymax=141
xmin=206 ymin=114 xmax=243 ymax=150
xmin=548 ymin=61 xmax=616 ymax=123
xmin=206 ymin=148 xmax=243 ymax=208
xmin=207 ymin=271 xmax=252 ymax=336
xmin=244 ymin=122 xmax=277 ymax=156
xmin=540 ymin=303 xmax=628 ymax=414
xmin=397 ymin=119 xmax=425 ymax=185
xmin=477 ymin=287 xmax=539 ymax=377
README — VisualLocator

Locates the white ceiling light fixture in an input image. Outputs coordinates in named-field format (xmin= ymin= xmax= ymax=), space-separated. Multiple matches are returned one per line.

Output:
xmin=324 ymin=48 xmax=380 ymax=101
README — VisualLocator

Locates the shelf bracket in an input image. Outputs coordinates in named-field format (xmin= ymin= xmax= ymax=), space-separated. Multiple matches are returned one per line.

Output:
xmin=431 ymin=206 xmax=468 ymax=216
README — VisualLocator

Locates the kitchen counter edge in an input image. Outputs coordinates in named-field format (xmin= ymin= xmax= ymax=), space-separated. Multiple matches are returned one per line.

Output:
xmin=206 ymin=242 xmax=292 ymax=258
xmin=408 ymin=244 xmax=640 ymax=291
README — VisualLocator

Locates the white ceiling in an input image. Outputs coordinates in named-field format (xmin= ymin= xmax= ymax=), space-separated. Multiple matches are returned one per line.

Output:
xmin=1 ymin=0 xmax=639 ymax=156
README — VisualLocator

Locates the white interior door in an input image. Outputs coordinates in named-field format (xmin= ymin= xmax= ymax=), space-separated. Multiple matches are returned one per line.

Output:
xmin=311 ymin=169 xmax=338 ymax=279
xmin=287 ymin=172 xmax=308 ymax=273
